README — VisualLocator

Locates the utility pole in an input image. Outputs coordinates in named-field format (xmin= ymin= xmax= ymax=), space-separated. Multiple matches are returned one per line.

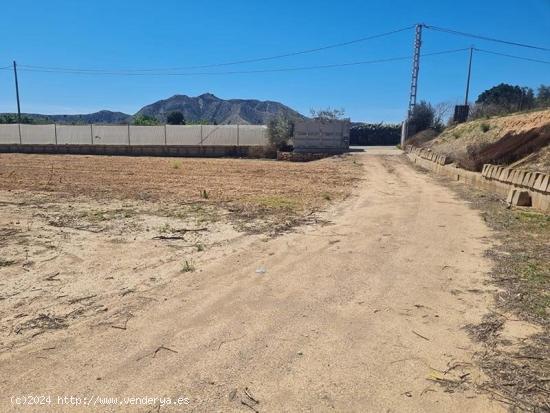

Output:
xmin=402 ymin=23 xmax=423 ymax=147
xmin=407 ymin=24 xmax=423 ymax=120
xmin=13 ymin=61 xmax=21 ymax=123
xmin=464 ymin=47 xmax=474 ymax=105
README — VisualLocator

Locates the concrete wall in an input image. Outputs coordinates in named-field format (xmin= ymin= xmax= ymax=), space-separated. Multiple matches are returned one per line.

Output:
xmin=293 ymin=119 xmax=350 ymax=153
xmin=0 ymin=124 xmax=268 ymax=147
xmin=405 ymin=145 xmax=550 ymax=212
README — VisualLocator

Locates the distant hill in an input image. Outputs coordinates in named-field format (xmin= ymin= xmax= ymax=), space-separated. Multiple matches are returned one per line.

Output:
xmin=0 ymin=110 xmax=132 ymax=125
xmin=1 ymin=93 xmax=305 ymax=125
xmin=135 ymin=93 xmax=305 ymax=125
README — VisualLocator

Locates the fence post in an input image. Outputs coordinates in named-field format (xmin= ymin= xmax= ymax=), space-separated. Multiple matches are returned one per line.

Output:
xmin=237 ymin=124 xmax=240 ymax=147
xmin=200 ymin=124 xmax=203 ymax=146
xmin=164 ymin=124 xmax=167 ymax=146
xmin=90 ymin=124 xmax=93 ymax=145
xmin=54 ymin=123 xmax=57 ymax=145
xmin=128 ymin=123 xmax=131 ymax=146
xmin=18 ymin=123 xmax=22 ymax=144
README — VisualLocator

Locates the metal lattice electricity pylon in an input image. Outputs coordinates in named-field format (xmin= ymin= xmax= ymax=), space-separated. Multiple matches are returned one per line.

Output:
xmin=407 ymin=24 xmax=423 ymax=120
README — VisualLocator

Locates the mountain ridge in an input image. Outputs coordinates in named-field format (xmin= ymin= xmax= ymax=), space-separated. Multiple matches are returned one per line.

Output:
xmin=1 ymin=93 xmax=305 ymax=125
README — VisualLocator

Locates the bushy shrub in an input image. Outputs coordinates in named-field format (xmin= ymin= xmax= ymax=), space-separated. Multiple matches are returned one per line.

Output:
xmin=267 ymin=116 xmax=294 ymax=151
xmin=133 ymin=115 xmax=160 ymax=126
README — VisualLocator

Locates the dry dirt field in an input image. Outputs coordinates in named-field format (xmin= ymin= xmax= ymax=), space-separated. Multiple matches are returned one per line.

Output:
xmin=0 ymin=150 xmax=539 ymax=412
xmin=0 ymin=153 xmax=361 ymax=353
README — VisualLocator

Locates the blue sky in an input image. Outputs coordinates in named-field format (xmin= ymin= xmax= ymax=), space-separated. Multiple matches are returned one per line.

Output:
xmin=0 ymin=0 xmax=549 ymax=122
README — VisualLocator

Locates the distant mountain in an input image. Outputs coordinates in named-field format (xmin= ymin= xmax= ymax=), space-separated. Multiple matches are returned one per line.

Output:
xmin=1 ymin=94 xmax=305 ymax=125
xmin=135 ymin=93 xmax=305 ymax=125
xmin=0 ymin=110 xmax=132 ymax=125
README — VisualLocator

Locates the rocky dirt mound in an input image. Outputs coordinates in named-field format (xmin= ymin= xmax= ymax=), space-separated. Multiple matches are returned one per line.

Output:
xmin=422 ymin=109 xmax=550 ymax=172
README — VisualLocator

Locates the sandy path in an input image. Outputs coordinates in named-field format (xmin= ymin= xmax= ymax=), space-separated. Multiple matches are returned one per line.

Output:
xmin=0 ymin=148 xmax=505 ymax=412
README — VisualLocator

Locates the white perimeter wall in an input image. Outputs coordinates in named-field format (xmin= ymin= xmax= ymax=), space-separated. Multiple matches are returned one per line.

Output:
xmin=0 ymin=124 xmax=268 ymax=146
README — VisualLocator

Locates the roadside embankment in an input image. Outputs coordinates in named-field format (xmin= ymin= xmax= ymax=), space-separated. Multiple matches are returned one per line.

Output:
xmin=419 ymin=109 xmax=550 ymax=172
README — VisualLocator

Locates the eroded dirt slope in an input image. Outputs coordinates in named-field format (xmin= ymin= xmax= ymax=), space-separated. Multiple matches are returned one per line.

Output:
xmin=424 ymin=109 xmax=550 ymax=171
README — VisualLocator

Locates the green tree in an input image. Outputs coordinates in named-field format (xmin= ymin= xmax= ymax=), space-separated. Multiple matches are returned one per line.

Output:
xmin=132 ymin=115 xmax=160 ymax=126
xmin=0 ymin=114 xmax=38 ymax=124
xmin=267 ymin=116 xmax=294 ymax=150
xmin=536 ymin=85 xmax=550 ymax=108
xmin=408 ymin=101 xmax=435 ymax=134
xmin=167 ymin=111 xmax=185 ymax=125
xmin=476 ymin=83 xmax=535 ymax=113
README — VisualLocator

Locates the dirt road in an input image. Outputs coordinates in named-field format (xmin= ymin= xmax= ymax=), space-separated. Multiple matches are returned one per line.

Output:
xmin=0 ymin=148 xmax=505 ymax=412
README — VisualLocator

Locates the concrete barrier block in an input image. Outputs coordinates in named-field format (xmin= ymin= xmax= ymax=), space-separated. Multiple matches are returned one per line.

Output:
xmin=527 ymin=172 xmax=540 ymax=189
xmin=534 ymin=174 xmax=546 ymax=191
xmin=512 ymin=190 xmax=532 ymax=207
xmin=501 ymin=169 xmax=510 ymax=183
xmin=517 ymin=170 xmax=527 ymax=186
xmin=506 ymin=188 xmax=516 ymax=204
xmin=492 ymin=167 xmax=501 ymax=180
xmin=502 ymin=169 xmax=512 ymax=182
xmin=481 ymin=164 xmax=489 ymax=177
xmin=521 ymin=172 xmax=532 ymax=187
xmin=541 ymin=174 xmax=550 ymax=194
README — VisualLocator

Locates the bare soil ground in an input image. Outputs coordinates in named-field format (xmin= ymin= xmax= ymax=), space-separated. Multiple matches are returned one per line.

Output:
xmin=0 ymin=150 xmax=515 ymax=412
xmin=411 ymin=161 xmax=550 ymax=411
xmin=0 ymin=153 xmax=361 ymax=353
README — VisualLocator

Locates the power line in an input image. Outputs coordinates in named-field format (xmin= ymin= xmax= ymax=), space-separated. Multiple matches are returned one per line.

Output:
xmin=17 ymin=25 xmax=415 ymax=73
xmin=474 ymin=48 xmax=550 ymax=65
xmin=13 ymin=48 xmax=469 ymax=77
xmin=424 ymin=24 xmax=550 ymax=52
